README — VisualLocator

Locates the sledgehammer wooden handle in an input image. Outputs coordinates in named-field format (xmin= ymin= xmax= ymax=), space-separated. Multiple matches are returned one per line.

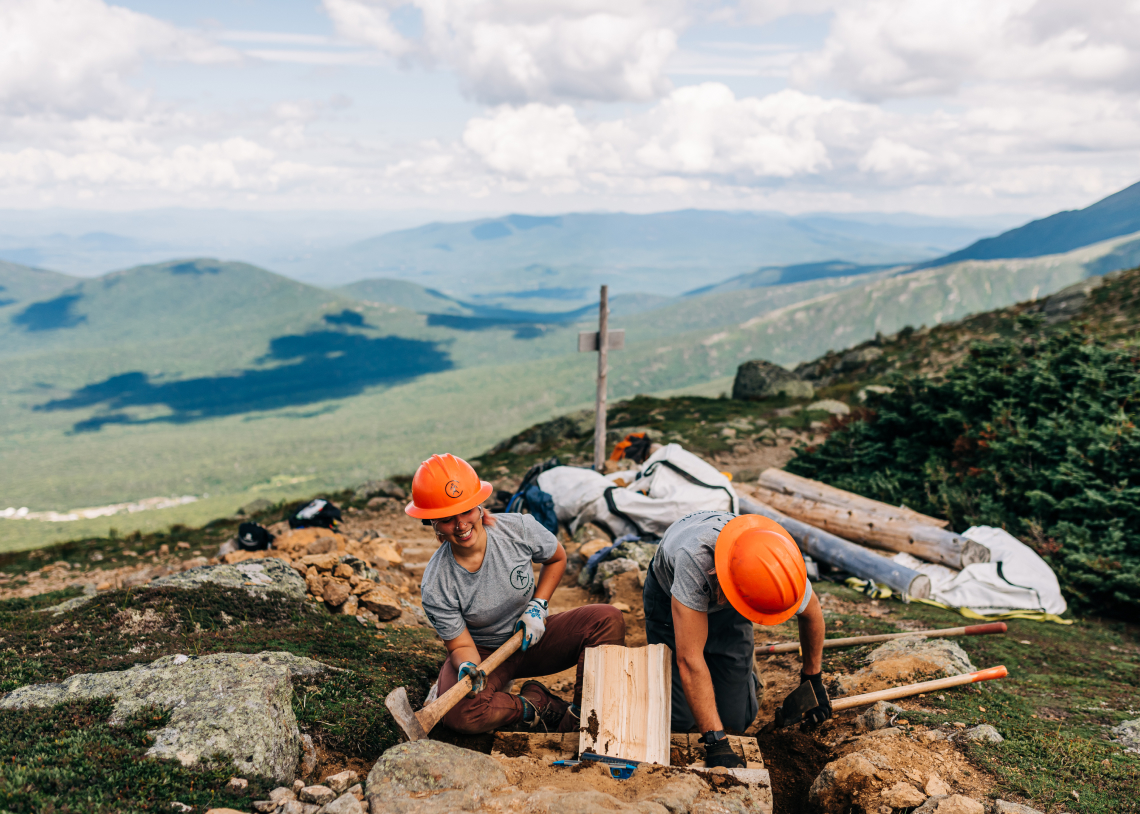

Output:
xmin=385 ymin=630 xmax=525 ymax=741
xmin=831 ymin=665 xmax=1009 ymax=712
xmin=757 ymin=623 xmax=1007 ymax=656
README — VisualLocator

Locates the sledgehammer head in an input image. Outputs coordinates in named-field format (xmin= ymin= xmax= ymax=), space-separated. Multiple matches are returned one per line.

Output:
xmin=385 ymin=686 xmax=428 ymax=741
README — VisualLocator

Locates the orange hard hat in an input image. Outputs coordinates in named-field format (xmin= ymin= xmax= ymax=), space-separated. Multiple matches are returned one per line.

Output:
xmin=714 ymin=514 xmax=807 ymax=625
xmin=405 ymin=454 xmax=493 ymax=520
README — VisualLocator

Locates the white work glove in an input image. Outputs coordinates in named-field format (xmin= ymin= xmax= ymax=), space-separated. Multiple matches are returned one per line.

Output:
xmin=514 ymin=598 xmax=549 ymax=652
xmin=458 ymin=661 xmax=487 ymax=698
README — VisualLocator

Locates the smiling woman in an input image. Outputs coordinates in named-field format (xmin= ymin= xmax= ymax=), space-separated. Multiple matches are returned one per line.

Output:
xmin=409 ymin=453 xmax=626 ymax=736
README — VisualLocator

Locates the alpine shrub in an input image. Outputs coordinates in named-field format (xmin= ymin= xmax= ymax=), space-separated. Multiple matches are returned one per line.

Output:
xmin=787 ymin=329 xmax=1140 ymax=617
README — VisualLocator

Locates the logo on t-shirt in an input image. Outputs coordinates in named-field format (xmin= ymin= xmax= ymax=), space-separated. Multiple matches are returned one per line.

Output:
xmin=510 ymin=565 xmax=532 ymax=591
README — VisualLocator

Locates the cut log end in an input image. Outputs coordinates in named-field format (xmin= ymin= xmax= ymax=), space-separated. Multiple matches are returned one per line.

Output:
xmin=907 ymin=574 xmax=932 ymax=601
xmin=960 ymin=538 xmax=991 ymax=566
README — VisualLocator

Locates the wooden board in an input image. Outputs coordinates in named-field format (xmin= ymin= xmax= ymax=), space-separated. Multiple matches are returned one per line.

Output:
xmin=490 ymin=732 xmax=578 ymax=761
xmin=670 ymin=734 xmax=765 ymax=769
xmin=579 ymin=644 xmax=672 ymax=765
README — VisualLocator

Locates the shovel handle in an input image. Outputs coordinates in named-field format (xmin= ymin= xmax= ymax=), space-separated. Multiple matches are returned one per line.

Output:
xmin=831 ymin=665 xmax=1008 ymax=712
xmin=756 ymin=622 xmax=1008 ymax=656
xmin=416 ymin=629 xmax=525 ymax=734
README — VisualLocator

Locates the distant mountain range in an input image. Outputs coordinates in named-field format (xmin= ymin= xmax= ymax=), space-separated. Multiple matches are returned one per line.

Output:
xmin=927 ymin=180 xmax=1140 ymax=266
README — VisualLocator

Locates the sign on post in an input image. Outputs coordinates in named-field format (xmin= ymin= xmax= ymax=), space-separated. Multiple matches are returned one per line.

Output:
xmin=577 ymin=285 xmax=623 ymax=470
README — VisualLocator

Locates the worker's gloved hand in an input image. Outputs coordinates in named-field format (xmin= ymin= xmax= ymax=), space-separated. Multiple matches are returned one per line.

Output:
xmin=457 ymin=661 xmax=487 ymax=698
xmin=704 ymin=737 xmax=746 ymax=769
xmin=799 ymin=671 xmax=832 ymax=727
xmin=514 ymin=598 xmax=549 ymax=651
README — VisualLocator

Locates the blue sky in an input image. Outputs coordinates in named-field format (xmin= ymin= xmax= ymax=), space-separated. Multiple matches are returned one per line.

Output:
xmin=2 ymin=0 xmax=1138 ymax=219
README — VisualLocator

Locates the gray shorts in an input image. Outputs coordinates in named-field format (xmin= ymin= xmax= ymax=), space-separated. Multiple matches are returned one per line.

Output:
xmin=643 ymin=565 xmax=760 ymax=733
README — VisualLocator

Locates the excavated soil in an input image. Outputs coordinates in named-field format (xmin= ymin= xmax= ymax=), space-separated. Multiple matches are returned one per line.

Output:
xmin=497 ymin=756 xmax=704 ymax=801
xmin=755 ymin=729 xmax=833 ymax=814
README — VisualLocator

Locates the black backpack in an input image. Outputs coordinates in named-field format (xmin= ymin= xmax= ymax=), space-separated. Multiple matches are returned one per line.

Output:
xmin=237 ymin=522 xmax=274 ymax=551
xmin=289 ymin=498 xmax=342 ymax=530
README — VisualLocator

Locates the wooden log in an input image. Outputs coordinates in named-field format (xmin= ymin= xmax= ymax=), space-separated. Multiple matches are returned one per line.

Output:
xmin=738 ymin=496 xmax=932 ymax=600
xmin=579 ymin=644 xmax=672 ymax=765
xmin=753 ymin=486 xmax=990 ymax=569
xmin=758 ymin=469 xmax=949 ymax=529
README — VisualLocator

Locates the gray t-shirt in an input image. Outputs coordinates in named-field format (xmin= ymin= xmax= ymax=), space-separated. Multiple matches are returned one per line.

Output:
xmin=420 ymin=513 xmax=559 ymax=648
xmin=654 ymin=510 xmax=812 ymax=618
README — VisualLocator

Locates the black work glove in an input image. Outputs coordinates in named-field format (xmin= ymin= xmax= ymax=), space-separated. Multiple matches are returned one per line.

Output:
xmin=704 ymin=737 xmax=745 ymax=769
xmin=775 ymin=672 xmax=832 ymax=728
xmin=799 ymin=671 xmax=832 ymax=727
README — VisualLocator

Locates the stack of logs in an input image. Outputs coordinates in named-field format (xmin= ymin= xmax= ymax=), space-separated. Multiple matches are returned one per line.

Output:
xmin=740 ymin=469 xmax=991 ymax=599
xmin=219 ymin=525 xmax=418 ymax=621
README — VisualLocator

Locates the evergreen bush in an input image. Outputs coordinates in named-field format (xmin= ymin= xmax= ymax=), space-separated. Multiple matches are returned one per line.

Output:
xmin=787 ymin=328 xmax=1140 ymax=617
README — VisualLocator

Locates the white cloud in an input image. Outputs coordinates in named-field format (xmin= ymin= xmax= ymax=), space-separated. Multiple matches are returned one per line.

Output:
xmin=323 ymin=0 xmax=683 ymax=103
xmin=796 ymin=0 xmax=1140 ymax=101
xmin=0 ymin=0 xmax=236 ymax=117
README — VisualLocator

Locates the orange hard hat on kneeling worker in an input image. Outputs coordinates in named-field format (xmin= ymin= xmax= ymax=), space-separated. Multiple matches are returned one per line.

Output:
xmin=405 ymin=453 xmax=493 ymax=519
xmin=714 ymin=514 xmax=807 ymax=625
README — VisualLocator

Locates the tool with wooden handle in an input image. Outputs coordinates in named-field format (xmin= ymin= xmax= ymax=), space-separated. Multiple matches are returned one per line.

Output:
xmin=385 ymin=629 xmax=524 ymax=741
xmin=756 ymin=622 xmax=1007 ymax=657
xmin=832 ymin=665 xmax=1009 ymax=712
xmin=770 ymin=665 xmax=1008 ymax=729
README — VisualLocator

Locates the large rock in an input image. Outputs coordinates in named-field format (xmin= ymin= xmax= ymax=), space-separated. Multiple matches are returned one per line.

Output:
xmin=0 ymin=651 xmax=327 ymax=784
xmin=151 ymin=558 xmax=308 ymax=602
xmin=992 ymin=802 xmax=1045 ymax=814
xmin=959 ymin=724 xmax=1003 ymax=744
xmin=913 ymin=795 xmax=984 ymax=814
xmin=732 ymin=360 xmax=813 ymax=401
xmin=365 ymin=742 xmax=708 ymax=814
xmin=594 ymin=557 xmax=640 ymax=587
xmin=1111 ymin=718 xmax=1140 ymax=753
xmin=833 ymin=636 xmax=976 ymax=696
xmin=854 ymin=701 xmax=904 ymax=732
xmin=808 ymin=750 xmax=883 ymax=813
xmin=881 ymin=782 xmax=927 ymax=808
xmin=355 ymin=480 xmax=407 ymax=501
xmin=689 ymin=786 xmax=771 ymax=814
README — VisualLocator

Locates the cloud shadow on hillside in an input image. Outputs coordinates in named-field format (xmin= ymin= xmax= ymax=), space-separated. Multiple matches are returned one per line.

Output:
xmin=13 ymin=293 xmax=87 ymax=331
xmin=36 ymin=329 xmax=452 ymax=432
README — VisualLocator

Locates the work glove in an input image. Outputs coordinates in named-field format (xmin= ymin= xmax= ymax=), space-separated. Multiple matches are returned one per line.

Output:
xmin=704 ymin=737 xmax=746 ymax=769
xmin=514 ymin=598 xmax=549 ymax=651
xmin=457 ymin=661 xmax=487 ymax=698
xmin=777 ymin=671 xmax=832 ymax=728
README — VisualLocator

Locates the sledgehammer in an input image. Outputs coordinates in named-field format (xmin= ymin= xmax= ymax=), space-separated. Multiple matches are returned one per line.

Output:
xmin=756 ymin=622 xmax=1008 ymax=657
xmin=385 ymin=630 xmax=524 ymax=741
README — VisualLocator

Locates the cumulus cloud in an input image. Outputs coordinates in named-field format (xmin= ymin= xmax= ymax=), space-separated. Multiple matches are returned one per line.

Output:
xmin=0 ymin=0 xmax=236 ymax=117
xmin=323 ymin=0 xmax=683 ymax=103
xmin=796 ymin=0 xmax=1140 ymax=100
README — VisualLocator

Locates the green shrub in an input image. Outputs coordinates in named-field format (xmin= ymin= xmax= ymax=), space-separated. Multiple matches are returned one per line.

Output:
xmin=787 ymin=328 xmax=1140 ymax=617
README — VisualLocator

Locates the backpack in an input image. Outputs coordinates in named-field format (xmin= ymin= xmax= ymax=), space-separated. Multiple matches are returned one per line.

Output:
xmin=289 ymin=498 xmax=342 ymax=530
xmin=237 ymin=522 xmax=274 ymax=551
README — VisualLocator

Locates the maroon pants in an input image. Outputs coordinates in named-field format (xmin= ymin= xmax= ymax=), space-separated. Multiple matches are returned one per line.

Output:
xmin=438 ymin=604 xmax=625 ymax=734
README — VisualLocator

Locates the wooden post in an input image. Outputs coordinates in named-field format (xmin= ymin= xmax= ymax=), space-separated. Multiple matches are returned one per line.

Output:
xmin=595 ymin=285 xmax=609 ymax=471
xmin=757 ymin=469 xmax=950 ymax=529
xmin=579 ymin=644 xmax=672 ymax=765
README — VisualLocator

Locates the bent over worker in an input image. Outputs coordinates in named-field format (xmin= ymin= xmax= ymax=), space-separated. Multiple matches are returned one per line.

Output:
xmin=411 ymin=453 xmax=625 ymax=735
xmin=643 ymin=510 xmax=828 ymax=768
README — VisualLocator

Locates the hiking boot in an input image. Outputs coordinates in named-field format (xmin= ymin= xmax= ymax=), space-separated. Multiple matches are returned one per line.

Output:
xmin=514 ymin=680 xmax=571 ymax=732
xmin=557 ymin=703 xmax=581 ymax=734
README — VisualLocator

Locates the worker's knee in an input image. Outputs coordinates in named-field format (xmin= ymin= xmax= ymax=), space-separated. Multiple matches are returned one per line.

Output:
xmin=441 ymin=695 xmax=494 ymax=735
xmin=593 ymin=603 xmax=626 ymax=644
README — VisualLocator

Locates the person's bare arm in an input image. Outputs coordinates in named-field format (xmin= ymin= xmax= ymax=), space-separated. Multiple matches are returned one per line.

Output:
xmin=672 ymin=597 xmax=723 ymax=733
xmin=797 ymin=592 xmax=825 ymax=674
xmin=533 ymin=541 xmax=567 ymax=602
xmin=444 ymin=629 xmax=481 ymax=672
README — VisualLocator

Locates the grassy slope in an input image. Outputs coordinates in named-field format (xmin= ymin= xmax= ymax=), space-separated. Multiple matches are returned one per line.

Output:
xmin=1 ymin=497 xmax=1136 ymax=813
xmin=0 ymin=260 xmax=79 ymax=310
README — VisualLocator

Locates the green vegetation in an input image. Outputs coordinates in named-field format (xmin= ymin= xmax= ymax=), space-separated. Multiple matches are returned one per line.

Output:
xmin=0 ymin=581 xmax=444 ymax=810
xmin=0 ymin=698 xmax=274 ymax=814
xmin=788 ymin=328 xmax=1140 ymax=617
xmin=810 ymin=582 xmax=1140 ymax=814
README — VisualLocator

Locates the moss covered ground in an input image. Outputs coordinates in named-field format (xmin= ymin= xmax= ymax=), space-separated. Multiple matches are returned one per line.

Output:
xmin=0 ymin=579 xmax=444 ymax=813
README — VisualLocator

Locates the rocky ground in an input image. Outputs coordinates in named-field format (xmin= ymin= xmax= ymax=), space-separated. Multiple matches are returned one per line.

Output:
xmin=2 ymin=413 xmax=1139 ymax=813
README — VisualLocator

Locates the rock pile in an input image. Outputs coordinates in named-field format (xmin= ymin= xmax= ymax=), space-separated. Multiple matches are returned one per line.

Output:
xmin=732 ymin=359 xmax=814 ymax=401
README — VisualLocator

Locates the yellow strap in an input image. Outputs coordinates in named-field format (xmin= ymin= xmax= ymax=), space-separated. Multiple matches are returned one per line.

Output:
xmin=842 ymin=578 xmax=1073 ymax=625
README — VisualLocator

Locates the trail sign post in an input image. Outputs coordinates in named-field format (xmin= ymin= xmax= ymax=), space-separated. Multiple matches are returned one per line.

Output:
xmin=578 ymin=285 xmax=625 ymax=470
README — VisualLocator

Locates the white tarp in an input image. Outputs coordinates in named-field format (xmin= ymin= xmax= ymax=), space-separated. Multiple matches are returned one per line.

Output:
xmin=892 ymin=525 xmax=1066 ymax=615
xmin=536 ymin=444 xmax=738 ymax=538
